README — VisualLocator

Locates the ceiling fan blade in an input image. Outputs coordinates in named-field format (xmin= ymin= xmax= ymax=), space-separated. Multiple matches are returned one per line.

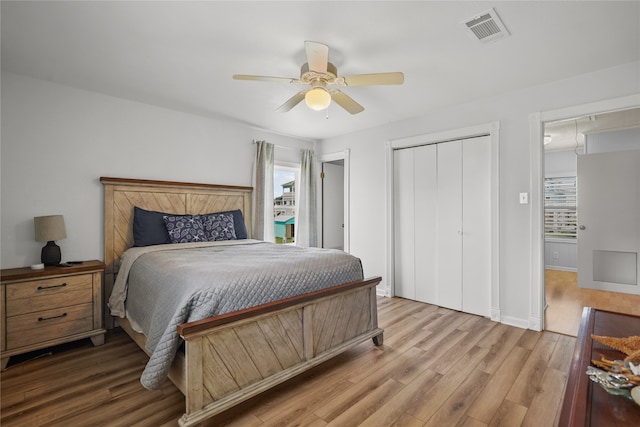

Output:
xmin=305 ymin=41 xmax=329 ymax=73
xmin=233 ymin=74 xmax=298 ymax=83
xmin=330 ymin=90 xmax=364 ymax=115
xmin=276 ymin=91 xmax=307 ymax=113
xmin=341 ymin=72 xmax=404 ymax=86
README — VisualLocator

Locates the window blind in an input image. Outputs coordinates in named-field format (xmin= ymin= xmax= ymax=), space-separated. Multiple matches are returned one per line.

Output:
xmin=544 ymin=176 xmax=577 ymax=238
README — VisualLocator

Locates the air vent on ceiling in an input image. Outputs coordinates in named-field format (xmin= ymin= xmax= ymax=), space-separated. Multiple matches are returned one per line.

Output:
xmin=461 ymin=8 xmax=510 ymax=43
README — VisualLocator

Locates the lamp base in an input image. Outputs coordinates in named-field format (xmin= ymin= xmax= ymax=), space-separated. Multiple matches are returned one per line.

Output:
xmin=41 ymin=241 xmax=62 ymax=266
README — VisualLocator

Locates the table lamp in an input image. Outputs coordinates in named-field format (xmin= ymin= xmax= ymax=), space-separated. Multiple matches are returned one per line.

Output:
xmin=34 ymin=215 xmax=67 ymax=266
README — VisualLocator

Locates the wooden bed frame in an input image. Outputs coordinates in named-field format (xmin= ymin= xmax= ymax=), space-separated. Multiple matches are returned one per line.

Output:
xmin=100 ymin=177 xmax=384 ymax=427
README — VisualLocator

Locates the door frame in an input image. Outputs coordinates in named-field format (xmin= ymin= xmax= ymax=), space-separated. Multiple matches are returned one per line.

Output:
xmin=318 ymin=150 xmax=350 ymax=253
xmin=529 ymin=93 xmax=640 ymax=331
xmin=386 ymin=121 xmax=501 ymax=321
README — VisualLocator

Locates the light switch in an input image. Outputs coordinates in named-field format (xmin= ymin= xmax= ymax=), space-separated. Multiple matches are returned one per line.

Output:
xmin=519 ymin=192 xmax=529 ymax=204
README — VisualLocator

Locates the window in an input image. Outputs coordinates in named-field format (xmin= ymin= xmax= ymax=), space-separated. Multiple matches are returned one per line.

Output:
xmin=274 ymin=165 xmax=297 ymax=244
xmin=544 ymin=176 xmax=577 ymax=238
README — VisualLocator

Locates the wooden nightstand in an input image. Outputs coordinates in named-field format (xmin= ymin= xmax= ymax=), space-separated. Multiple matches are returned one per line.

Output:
xmin=1 ymin=260 xmax=106 ymax=369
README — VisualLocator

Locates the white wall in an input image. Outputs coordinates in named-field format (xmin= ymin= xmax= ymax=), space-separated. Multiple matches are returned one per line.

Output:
xmin=585 ymin=127 xmax=640 ymax=153
xmin=545 ymin=150 xmax=577 ymax=176
xmin=319 ymin=61 xmax=640 ymax=327
xmin=1 ymin=72 xmax=313 ymax=268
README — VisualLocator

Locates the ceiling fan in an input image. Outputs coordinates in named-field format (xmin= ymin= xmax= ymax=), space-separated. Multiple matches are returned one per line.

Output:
xmin=233 ymin=41 xmax=404 ymax=115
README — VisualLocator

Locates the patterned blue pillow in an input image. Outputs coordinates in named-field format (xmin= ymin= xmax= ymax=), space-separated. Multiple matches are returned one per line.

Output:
xmin=202 ymin=213 xmax=237 ymax=241
xmin=162 ymin=214 xmax=206 ymax=243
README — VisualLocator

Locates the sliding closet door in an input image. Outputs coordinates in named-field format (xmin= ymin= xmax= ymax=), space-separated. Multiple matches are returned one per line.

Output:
xmin=437 ymin=141 xmax=463 ymax=311
xmin=462 ymin=136 xmax=492 ymax=316
xmin=414 ymin=144 xmax=438 ymax=303
xmin=394 ymin=148 xmax=415 ymax=299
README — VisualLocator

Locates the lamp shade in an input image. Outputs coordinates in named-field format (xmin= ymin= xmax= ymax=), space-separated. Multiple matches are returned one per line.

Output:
xmin=305 ymin=87 xmax=331 ymax=111
xmin=34 ymin=215 xmax=67 ymax=242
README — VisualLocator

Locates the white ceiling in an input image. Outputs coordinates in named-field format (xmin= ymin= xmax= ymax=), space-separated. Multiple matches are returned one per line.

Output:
xmin=2 ymin=1 xmax=639 ymax=140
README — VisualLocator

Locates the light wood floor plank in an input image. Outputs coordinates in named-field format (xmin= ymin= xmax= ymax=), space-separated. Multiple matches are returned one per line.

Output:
xmin=476 ymin=323 xmax=526 ymax=374
xmin=520 ymin=367 xmax=568 ymax=427
xmin=383 ymin=324 xmax=435 ymax=356
xmin=406 ymin=345 xmax=491 ymax=422
xmin=547 ymin=334 xmax=579 ymax=372
xmin=488 ymin=399 xmax=528 ymax=427
xmin=249 ymin=350 xmax=382 ymax=423
xmin=1 ymin=297 xmax=576 ymax=427
xmin=341 ymin=345 xmax=422 ymax=387
xmin=459 ymin=416 xmax=489 ymax=427
xmin=382 ymin=299 xmax=437 ymax=325
xmin=466 ymin=345 xmax=531 ymax=423
xmin=505 ymin=332 xmax=559 ymax=407
xmin=516 ymin=329 xmax=542 ymax=350
xmin=324 ymin=377 xmax=405 ymax=426
xmin=429 ymin=319 xmax=497 ymax=375
xmin=203 ymin=408 xmax=264 ymax=427
xmin=389 ymin=413 xmax=425 ymax=427
xmin=314 ymin=347 xmax=424 ymax=422
xmin=423 ymin=368 xmax=491 ymax=427
xmin=359 ymin=368 xmax=442 ymax=426
xmin=255 ymin=376 xmax=354 ymax=424
xmin=2 ymin=365 xmax=145 ymax=420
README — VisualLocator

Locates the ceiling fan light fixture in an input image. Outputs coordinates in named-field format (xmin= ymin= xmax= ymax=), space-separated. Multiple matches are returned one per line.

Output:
xmin=305 ymin=87 xmax=331 ymax=111
xmin=235 ymin=41 xmax=403 ymax=114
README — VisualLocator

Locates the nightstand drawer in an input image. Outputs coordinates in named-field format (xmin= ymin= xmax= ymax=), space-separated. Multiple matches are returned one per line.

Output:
xmin=5 ymin=275 xmax=93 ymax=317
xmin=6 ymin=303 xmax=94 ymax=350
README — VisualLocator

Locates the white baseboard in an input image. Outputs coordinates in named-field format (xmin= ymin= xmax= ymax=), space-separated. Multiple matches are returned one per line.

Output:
xmin=528 ymin=315 xmax=542 ymax=331
xmin=376 ymin=286 xmax=390 ymax=297
xmin=500 ymin=315 xmax=531 ymax=330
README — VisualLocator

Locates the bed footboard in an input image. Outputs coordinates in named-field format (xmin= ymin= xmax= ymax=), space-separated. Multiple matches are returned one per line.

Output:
xmin=176 ymin=276 xmax=383 ymax=427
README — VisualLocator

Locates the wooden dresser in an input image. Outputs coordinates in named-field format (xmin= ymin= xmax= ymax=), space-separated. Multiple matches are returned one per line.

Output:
xmin=1 ymin=260 xmax=106 ymax=369
xmin=559 ymin=307 xmax=640 ymax=426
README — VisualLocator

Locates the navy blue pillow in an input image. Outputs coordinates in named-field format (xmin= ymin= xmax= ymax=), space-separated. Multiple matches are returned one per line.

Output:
xmin=133 ymin=207 xmax=172 ymax=247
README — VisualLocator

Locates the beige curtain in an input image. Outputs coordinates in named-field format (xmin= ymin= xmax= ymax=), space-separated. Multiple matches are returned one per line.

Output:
xmin=251 ymin=140 xmax=275 ymax=242
xmin=296 ymin=149 xmax=317 ymax=247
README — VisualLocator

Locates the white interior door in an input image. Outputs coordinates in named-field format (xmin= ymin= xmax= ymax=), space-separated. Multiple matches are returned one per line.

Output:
xmin=321 ymin=161 xmax=344 ymax=250
xmin=462 ymin=136 xmax=492 ymax=316
xmin=394 ymin=148 xmax=415 ymax=299
xmin=577 ymin=150 xmax=640 ymax=294
xmin=414 ymin=144 xmax=438 ymax=304
xmin=437 ymin=141 xmax=463 ymax=311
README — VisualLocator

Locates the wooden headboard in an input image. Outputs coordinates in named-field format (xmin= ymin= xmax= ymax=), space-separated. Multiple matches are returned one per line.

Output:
xmin=100 ymin=177 xmax=252 ymax=325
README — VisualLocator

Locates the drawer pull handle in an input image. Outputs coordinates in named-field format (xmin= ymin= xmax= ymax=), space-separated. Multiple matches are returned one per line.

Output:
xmin=37 ymin=283 xmax=67 ymax=291
xmin=38 ymin=313 xmax=68 ymax=322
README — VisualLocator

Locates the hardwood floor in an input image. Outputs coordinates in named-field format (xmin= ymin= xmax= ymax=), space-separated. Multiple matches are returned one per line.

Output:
xmin=544 ymin=269 xmax=640 ymax=336
xmin=1 ymin=297 xmax=574 ymax=426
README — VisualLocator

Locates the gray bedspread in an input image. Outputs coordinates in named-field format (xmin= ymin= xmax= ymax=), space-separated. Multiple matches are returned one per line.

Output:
xmin=109 ymin=240 xmax=364 ymax=390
